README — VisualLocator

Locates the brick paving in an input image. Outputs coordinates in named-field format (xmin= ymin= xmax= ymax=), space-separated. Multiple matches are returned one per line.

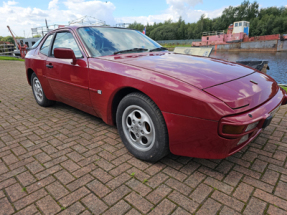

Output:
xmin=1 ymin=60 xmax=287 ymax=214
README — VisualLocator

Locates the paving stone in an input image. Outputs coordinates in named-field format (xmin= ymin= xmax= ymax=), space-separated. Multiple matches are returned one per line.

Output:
xmin=59 ymin=187 xmax=90 ymax=207
xmin=189 ymin=183 xmax=213 ymax=203
xmin=243 ymin=197 xmax=267 ymax=215
xmin=81 ymin=193 xmax=108 ymax=214
xmin=61 ymin=159 xmax=81 ymax=173
xmin=165 ymin=178 xmax=192 ymax=196
xmin=14 ymin=188 xmax=47 ymax=210
xmin=26 ymin=176 xmax=56 ymax=194
xmin=86 ymin=179 xmax=111 ymax=198
xmin=1 ymin=62 xmax=287 ymax=215
xmin=261 ymin=169 xmax=280 ymax=185
xmin=54 ymin=169 xmax=75 ymax=185
xmin=103 ymin=185 xmax=131 ymax=206
xmin=46 ymin=181 xmax=69 ymax=200
xmin=163 ymin=167 xmax=188 ymax=182
xmin=125 ymin=178 xmax=152 ymax=196
xmin=0 ymin=197 xmax=14 ymax=215
xmin=243 ymin=176 xmax=273 ymax=193
xmin=168 ymin=191 xmax=199 ymax=213
xmin=36 ymin=195 xmax=61 ymax=215
xmin=253 ymin=189 xmax=287 ymax=210
xmin=232 ymin=182 xmax=254 ymax=202
xmin=275 ymin=181 xmax=287 ymax=200
xmin=215 ymin=160 xmax=234 ymax=174
xmin=3 ymin=153 xmax=19 ymax=165
xmin=196 ymin=198 xmax=222 ymax=215
xmin=184 ymin=171 xmax=206 ymax=188
xmin=220 ymin=206 xmax=241 ymax=215
xmin=125 ymin=192 xmax=153 ymax=214
xmin=251 ymin=159 xmax=267 ymax=173
xmin=25 ymin=161 xmax=45 ymax=174
xmin=16 ymin=171 xmax=36 ymax=186
xmin=14 ymin=204 xmax=38 ymax=215
xmin=58 ymin=202 xmax=85 ymax=215
xmin=125 ymin=208 xmax=142 ymax=215
xmin=149 ymin=199 xmax=176 ymax=215
xmin=5 ymin=183 xmax=27 ymax=202
xmin=204 ymin=177 xmax=234 ymax=194
xmin=66 ymin=174 xmax=94 ymax=192
xmin=211 ymin=190 xmax=244 ymax=212
xmin=102 ymin=200 xmax=131 ymax=215
xmin=267 ymin=205 xmax=287 ymax=215
xmin=223 ymin=171 xmax=243 ymax=187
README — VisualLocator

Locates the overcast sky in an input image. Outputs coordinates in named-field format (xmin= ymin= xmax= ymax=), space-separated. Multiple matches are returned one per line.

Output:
xmin=0 ymin=0 xmax=286 ymax=37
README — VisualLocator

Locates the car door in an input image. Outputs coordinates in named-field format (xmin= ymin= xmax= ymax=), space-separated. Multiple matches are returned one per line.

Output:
xmin=45 ymin=30 xmax=96 ymax=115
xmin=32 ymin=33 xmax=57 ymax=101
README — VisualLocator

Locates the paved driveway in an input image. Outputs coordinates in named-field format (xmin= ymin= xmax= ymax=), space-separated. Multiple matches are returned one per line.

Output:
xmin=1 ymin=60 xmax=287 ymax=215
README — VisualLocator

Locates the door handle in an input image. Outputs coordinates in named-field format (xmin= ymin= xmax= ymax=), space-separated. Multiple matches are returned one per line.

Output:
xmin=46 ymin=64 xmax=53 ymax=68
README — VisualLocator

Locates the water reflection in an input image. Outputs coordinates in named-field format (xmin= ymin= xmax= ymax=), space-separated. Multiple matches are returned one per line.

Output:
xmin=210 ymin=51 xmax=287 ymax=84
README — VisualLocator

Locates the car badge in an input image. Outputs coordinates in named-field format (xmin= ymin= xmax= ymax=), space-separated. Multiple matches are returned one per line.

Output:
xmin=250 ymin=80 xmax=258 ymax=84
xmin=248 ymin=114 xmax=253 ymax=118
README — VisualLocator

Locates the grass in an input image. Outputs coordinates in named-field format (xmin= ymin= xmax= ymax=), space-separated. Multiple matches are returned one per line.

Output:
xmin=0 ymin=56 xmax=24 ymax=61
xmin=280 ymin=86 xmax=287 ymax=92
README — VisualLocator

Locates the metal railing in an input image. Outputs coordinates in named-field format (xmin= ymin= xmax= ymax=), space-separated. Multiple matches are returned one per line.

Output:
xmin=0 ymin=44 xmax=14 ymax=55
xmin=202 ymin=30 xmax=225 ymax=36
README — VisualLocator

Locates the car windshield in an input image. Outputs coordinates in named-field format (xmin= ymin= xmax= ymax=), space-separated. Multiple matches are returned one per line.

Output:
xmin=78 ymin=27 xmax=163 ymax=57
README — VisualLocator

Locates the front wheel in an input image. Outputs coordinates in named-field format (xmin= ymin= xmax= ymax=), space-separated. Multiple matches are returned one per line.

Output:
xmin=116 ymin=92 xmax=169 ymax=162
xmin=31 ymin=73 xmax=55 ymax=107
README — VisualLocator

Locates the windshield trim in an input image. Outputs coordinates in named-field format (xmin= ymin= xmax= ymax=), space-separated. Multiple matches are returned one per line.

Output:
xmin=30 ymin=36 xmax=45 ymax=49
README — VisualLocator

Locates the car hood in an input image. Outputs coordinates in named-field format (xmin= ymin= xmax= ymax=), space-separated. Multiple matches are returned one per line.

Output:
xmin=102 ymin=52 xmax=255 ymax=89
xmin=101 ymin=52 xmax=279 ymax=109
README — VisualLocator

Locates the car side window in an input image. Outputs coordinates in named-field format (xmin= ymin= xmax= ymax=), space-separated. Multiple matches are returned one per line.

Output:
xmin=40 ymin=34 xmax=54 ymax=56
xmin=52 ymin=32 xmax=83 ymax=58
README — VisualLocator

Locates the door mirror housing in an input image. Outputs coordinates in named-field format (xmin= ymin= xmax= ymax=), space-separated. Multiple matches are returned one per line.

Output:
xmin=54 ymin=48 xmax=77 ymax=65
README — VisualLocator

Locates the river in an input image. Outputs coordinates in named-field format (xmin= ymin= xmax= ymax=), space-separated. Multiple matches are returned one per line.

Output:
xmin=210 ymin=51 xmax=287 ymax=84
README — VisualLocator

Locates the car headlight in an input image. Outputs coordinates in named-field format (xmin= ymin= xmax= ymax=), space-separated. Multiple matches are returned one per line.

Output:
xmin=222 ymin=125 xmax=246 ymax=134
xmin=237 ymin=134 xmax=249 ymax=145
xmin=245 ymin=121 xmax=259 ymax=132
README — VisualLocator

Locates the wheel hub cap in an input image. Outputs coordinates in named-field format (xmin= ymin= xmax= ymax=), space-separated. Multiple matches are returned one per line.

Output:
xmin=122 ymin=105 xmax=155 ymax=151
xmin=33 ymin=77 xmax=43 ymax=102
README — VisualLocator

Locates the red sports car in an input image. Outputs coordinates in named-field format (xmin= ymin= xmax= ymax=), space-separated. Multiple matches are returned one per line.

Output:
xmin=25 ymin=26 xmax=287 ymax=162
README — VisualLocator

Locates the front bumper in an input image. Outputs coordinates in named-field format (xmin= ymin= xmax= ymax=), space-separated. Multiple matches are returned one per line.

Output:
xmin=163 ymin=88 xmax=286 ymax=159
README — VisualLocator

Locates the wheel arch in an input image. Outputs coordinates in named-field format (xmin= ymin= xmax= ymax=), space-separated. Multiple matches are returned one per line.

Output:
xmin=111 ymin=87 xmax=152 ymax=126
xmin=27 ymin=68 xmax=34 ymax=85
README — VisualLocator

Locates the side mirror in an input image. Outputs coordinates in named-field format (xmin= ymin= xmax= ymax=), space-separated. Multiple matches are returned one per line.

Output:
xmin=54 ymin=48 xmax=77 ymax=65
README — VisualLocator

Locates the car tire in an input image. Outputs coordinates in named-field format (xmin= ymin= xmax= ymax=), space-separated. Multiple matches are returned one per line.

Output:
xmin=31 ymin=73 xmax=55 ymax=107
xmin=116 ymin=92 xmax=169 ymax=162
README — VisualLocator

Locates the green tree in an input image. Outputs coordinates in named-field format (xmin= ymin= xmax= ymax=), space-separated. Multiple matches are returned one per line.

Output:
xmin=128 ymin=1 xmax=287 ymax=40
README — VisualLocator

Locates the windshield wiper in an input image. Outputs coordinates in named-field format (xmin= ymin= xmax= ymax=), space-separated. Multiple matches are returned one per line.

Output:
xmin=114 ymin=48 xmax=148 ymax=55
xmin=149 ymin=47 xmax=168 ymax=52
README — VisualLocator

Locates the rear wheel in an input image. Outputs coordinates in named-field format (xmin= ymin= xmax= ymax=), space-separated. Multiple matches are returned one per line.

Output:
xmin=116 ymin=92 xmax=169 ymax=162
xmin=31 ymin=73 xmax=55 ymax=107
